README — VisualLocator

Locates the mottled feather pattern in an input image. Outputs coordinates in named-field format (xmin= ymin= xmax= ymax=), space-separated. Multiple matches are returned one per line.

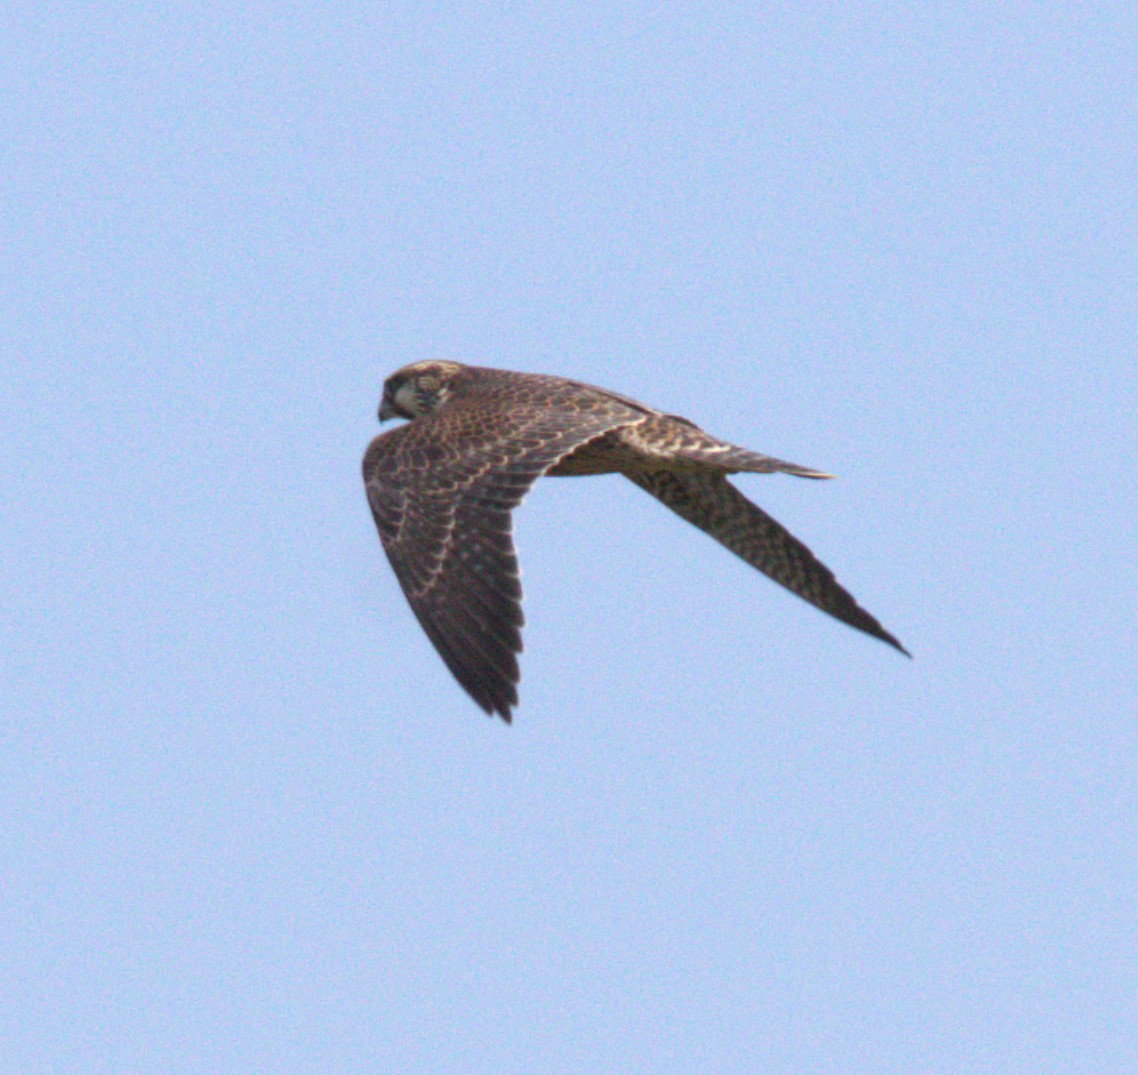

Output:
xmin=363 ymin=362 xmax=907 ymax=720
xmin=625 ymin=470 xmax=907 ymax=653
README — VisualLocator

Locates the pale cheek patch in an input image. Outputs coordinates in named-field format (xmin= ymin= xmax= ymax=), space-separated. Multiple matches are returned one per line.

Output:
xmin=395 ymin=383 xmax=420 ymax=414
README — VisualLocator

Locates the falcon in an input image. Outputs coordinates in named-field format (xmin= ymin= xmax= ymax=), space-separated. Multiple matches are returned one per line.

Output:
xmin=363 ymin=360 xmax=908 ymax=721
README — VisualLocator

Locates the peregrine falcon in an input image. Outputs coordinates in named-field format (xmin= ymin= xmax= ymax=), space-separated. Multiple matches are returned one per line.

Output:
xmin=363 ymin=360 xmax=908 ymax=721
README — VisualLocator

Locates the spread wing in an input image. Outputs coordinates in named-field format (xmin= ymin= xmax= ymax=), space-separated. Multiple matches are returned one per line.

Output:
xmin=626 ymin=469 xmax=909 ymax=655
xmin=363 ymin=396 xmax=636 ymax=720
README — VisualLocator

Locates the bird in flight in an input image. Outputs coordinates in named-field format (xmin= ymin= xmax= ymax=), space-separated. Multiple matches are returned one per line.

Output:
xmin=363 ymin=361 xmax=908 ymax=721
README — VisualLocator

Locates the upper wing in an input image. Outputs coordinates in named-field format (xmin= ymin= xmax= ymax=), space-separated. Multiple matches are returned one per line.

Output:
xmin=626 ymin=469 xmax=909 ymax=655
xmin=363 ymin=395 xmax=637 ymax=720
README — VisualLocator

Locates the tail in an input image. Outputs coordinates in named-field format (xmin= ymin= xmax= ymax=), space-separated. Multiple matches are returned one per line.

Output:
xmin=634 ymin=415 xmax=833 ymax=478
xmin=706 ymin=445 xmax=833 ymax=479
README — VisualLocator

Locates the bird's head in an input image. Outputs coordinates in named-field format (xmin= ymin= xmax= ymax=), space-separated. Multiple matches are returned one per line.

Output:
xmin=379 ymin=360 xmax=465 ymax=422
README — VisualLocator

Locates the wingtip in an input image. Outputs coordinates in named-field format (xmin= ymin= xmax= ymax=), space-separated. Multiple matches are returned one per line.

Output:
xmin=472 ymin=690 xmax=515 ymax=722
xmin=882 ymin=633 xmax=912 ymax=659
xmin=474 ymin=697 xmax=514 ymax=723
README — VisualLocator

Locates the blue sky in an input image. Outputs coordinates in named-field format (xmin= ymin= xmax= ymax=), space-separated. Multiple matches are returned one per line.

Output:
xmin=3 ymin=4 xmax=1136 ymax=1071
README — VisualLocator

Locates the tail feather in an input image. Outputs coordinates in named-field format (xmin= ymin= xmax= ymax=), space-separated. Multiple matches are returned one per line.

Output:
xmin=707 ymin=445 xmax=833 ymax=479
xmin=626 ymin=416 xmax=833 ymax=478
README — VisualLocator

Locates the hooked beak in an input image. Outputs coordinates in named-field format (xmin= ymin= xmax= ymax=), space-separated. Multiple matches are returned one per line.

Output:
xmin=378 ymin=394 xmax=397 ymax=422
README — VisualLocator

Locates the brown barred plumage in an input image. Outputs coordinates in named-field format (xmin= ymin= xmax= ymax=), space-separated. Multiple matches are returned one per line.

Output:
xmin=363 ymin=361 xmax=907 ymax=720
